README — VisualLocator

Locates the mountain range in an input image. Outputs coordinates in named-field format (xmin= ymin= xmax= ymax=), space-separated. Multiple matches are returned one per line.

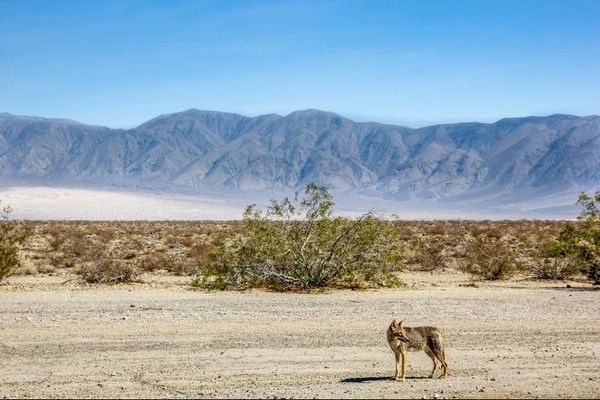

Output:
xmin=1 ymin=109 xmax=599 ymax=218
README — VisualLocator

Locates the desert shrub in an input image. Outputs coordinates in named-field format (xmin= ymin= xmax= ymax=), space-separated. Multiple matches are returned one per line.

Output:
xmin=574 ymin=192 xmax=600 ymax=284
xmin=0 ymin=202 xmax=30 ymax=282
xmin=0 ymin=232 xmax=20 ymax=281
xmin=170 ymin=258 xmax=198 ymax=276
xmin=188 ymin=242 xmax=217 ymax=265
xmin=165 ymin=234 xmax=180 ymax=248
xmin=459 ymin=234 xmax=521 ymax=280
xmin=549 ymin=192 xmax=600 ymax=284
xmin=76 ymin=254 xmax=140 ymax=283
xmin=70 ymin=234 xmax=105 ymax=259
xmin=16 ymin=262 xmax=56 ymax=276
xmin=136 ymin=251 xmax=166 ymax=273
xmin=530 ymin=240 xmax=581 ymax=280
xmin=196 ymin=184 xmax=404 ymax=290
xmin=410 ymin=238 xmax=448 ymax=271
xmin=46 ymin=224 xmax=69 ymax=251
xmin=137 ymin=251 xmax=197 ymax=276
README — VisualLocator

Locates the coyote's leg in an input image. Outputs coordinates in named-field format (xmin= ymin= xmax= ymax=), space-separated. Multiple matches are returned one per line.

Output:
xmin=424 ymin=347 xmax=438 ymax=378
xmin=429 ymin=334 xmax=449 ymax=379
xmin=400 ymin=348 xmax=407 ymax=381
xmin=393 ymin=350 xmax=402 ymax=380
xmin=439 ymin=355 xmax=448 ymax=379
xmin=434 ymin=350 xmax=448 ymax=379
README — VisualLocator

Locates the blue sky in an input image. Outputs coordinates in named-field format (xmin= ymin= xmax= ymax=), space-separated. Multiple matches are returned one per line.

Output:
xmin=1 ymin=0 xmax=599 ymax=128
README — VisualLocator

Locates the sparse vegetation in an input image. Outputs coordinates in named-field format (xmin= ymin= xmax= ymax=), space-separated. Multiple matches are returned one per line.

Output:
xmin=9 ymin=218 xmax=586 ymax=284
xmin=8 ymin=193 xmax=600 ymax=286
xmin=16 ymin=220 xmax=235 ymax=284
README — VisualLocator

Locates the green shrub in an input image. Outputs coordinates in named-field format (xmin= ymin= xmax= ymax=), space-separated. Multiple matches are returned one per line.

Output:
xmin=0 ymin=202 xmax=30 ymax=282
xmin=196 ymin=184 xmax=404 ymax=290
xmin=549 ymin=192 xmax=600 ymax=284
xmin=530 ymin=240 xmax=581 ymax=280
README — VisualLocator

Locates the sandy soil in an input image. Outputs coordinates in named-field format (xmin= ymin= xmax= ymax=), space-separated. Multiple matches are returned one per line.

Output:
xmin=1 ymin=271 xmax=599 ymax=399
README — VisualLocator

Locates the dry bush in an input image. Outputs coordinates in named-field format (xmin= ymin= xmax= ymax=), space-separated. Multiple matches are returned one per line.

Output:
xmin=409 ymin=238 xmax=448 ymax=271
xmin=188 ymin=242 xmax=217 ymax=267
xmin=15 ymin=262 xmax=56 ymax=276
xmin=169 ymin=258 xmax=198 ymax=276
xmin=46 ymin=224 xmax=69 ymax=251
xmin=48 ymin=252 xmax=73 ymax=269
xmin=76 ymin=254 xmax=140 ymax=283
xmin=459 ymin=234 xmax=521 ymax=280
xmin=96 ymin=227 xmax=118 ymax=242
xmin=66 ymin=233 xmax=103 ymax=259
xmin=137 ymin=251 xmax=197 ymax=276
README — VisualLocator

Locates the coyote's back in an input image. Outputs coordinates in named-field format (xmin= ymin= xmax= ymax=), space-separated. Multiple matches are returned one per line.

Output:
xmin=387 ymin=320 xmax=448 ymax=381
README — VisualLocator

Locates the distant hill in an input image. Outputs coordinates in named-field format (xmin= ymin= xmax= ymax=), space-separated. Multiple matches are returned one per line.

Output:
xmin=1 ymin=109 xmax=599 ymax=217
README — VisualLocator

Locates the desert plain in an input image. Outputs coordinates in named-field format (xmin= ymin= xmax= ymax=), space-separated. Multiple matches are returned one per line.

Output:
xmin=1 ymin=220 xmax=599 ymax=399
xmin=1 ymin=271 xmax=598 ymax=399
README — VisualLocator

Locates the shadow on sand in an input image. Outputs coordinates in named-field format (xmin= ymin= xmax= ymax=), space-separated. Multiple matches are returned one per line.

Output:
xmin=341 ymin=375 xmax=430 ymax=383
xmin=340 ymin=376 xmax=392 ymax=383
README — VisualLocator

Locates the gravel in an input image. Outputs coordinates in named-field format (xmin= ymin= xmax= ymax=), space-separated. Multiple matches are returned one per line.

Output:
xmin=1 ymin=272 xmax=599 ymax=399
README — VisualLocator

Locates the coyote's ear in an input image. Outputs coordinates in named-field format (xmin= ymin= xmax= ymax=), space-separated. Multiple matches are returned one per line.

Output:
xmin=398 ymin=320 xmax=404 ymax=329
xmin=391 ymin=319 xmax=397 ymax=327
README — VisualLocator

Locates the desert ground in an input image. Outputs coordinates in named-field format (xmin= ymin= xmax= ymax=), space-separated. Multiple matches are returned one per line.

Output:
xmin=1 ymin=270 xmax=598 ymax=399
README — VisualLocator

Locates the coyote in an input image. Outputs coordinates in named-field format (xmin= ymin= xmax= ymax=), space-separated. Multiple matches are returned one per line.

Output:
xmin=387 ymin=319 xmax=448 ymax=381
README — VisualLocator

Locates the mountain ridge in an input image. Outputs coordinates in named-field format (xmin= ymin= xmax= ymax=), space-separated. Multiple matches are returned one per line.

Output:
xmin=1 ymin=109 xmax=599 ymax=216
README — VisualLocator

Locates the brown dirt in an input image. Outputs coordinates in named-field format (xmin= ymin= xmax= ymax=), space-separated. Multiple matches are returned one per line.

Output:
xmin=1 ymin=271 xmax=599 ymax=399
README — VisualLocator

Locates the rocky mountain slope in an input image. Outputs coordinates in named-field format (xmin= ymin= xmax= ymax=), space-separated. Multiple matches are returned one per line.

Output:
xmin=1 ymin=110 xmax=598 ymax=209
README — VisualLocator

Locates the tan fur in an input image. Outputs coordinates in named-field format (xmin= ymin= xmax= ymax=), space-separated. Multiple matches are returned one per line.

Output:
xmin=387 ymin=319 xmax=449 ymax=381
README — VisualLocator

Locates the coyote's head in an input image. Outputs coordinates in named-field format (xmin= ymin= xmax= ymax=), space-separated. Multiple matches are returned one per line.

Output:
xmin=388 ymin=319 xmax=410 ymax=342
